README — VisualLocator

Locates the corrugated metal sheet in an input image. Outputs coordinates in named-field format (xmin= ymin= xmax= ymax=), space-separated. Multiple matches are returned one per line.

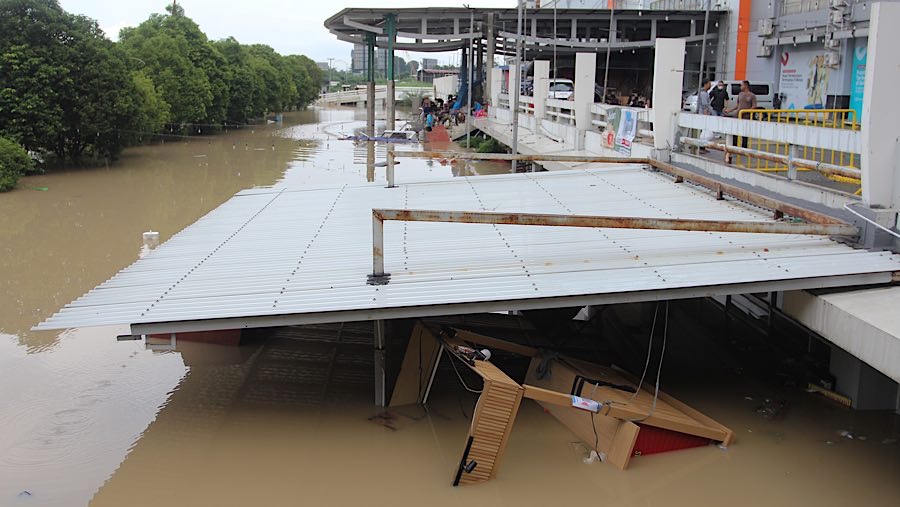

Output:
xmin=36 ymin=166 xmax=900 ymax=333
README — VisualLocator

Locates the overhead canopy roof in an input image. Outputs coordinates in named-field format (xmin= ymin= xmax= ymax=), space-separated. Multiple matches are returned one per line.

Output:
xmin=324 ymin=7 xmax=725 ymax=54
xmin=37 ymin=166 xmax=900 ymax=335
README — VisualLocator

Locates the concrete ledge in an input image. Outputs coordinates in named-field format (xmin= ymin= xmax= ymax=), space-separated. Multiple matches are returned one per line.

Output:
xmin=783 ymin=287 xmax=900 ymax=386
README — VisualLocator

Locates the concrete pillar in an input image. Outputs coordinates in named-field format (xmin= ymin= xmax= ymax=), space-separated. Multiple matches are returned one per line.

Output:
xmin=651 ymin=38 xmax=686 ymax=161
xmin=490 ymin=67 xmax=502 ymax=117
xmin=573 ymin=52 xmax=597 ymax=148
xmin=509 ymin=59 xmax=522 ymax=112
xmin=830 ymin=345 xmax=900 ymax=411
xmin=860 ymin=1 xmax=900 ymax=214
xmin=533 ymin=59 xmax=550 ymax=128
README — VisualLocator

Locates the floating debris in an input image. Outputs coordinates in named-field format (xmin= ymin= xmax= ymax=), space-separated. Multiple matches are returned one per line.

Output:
xmin=367 ymin=412 xmax=400 ymax=431
xmin=755 ymin=398 xmax=788 ymax=420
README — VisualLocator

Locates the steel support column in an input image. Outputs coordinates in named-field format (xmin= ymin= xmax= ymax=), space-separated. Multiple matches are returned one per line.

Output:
xmin=374 ymin=319 xmax=387 ymax=406
xmin=366 ymin=33 xmax=376 ymax=180
xmin=385 ymin=14 xmax=397 ymax=188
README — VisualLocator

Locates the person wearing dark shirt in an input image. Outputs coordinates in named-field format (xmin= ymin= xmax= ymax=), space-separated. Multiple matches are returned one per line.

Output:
xmin=724 ymin=80 xmax=758 ymax=163
xmin=709 ymin=80 xmax=729 ymax=116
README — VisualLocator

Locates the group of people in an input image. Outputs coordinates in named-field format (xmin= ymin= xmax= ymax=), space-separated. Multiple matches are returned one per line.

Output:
xmin=602 ymin=90 xmax=651 ymax=107
xmin=695 ymin=79 xmax=758 ymax=161
xmin=421 ymin=95 xmax=482 ymax=132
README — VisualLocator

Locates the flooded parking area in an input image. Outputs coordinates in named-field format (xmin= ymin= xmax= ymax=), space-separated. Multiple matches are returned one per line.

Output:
xmin=1 ymin=109 xmax=898 ymax=506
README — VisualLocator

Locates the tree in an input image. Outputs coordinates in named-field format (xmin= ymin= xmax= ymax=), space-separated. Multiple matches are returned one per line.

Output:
xmin=118 ymin=12 xmax=213 ymax=127
xmin=0 ymin=136 xmax=34 ymax=191
xmin=0 ymin=0 xmax=153 ymax=162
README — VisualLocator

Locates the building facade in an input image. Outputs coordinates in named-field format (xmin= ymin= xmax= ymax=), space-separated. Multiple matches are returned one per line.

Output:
xmin=350 ymin=44 xmax=389 ymax=75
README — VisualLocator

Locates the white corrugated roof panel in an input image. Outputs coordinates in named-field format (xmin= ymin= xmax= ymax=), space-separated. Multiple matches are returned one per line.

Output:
xmin=36 ymin=166 xmax=900 ymax=333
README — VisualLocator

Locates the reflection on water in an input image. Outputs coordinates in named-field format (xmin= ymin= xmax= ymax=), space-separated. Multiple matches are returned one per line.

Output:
xmin=0 ymin=108 xmax=508 ymax=506
xmin=1 ymin=109 xmax=897 ymax=507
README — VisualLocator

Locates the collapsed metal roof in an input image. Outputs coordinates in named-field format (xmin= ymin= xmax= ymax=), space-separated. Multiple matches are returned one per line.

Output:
xmin=36 ymin=166 xmax=900 ymax=335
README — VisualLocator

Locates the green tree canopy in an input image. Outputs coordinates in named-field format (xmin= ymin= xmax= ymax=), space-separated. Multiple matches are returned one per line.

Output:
xmin=0 ymin=0 xmax=321 ymax=170
xmin=0 ymin=0 xmax=159 ymax=162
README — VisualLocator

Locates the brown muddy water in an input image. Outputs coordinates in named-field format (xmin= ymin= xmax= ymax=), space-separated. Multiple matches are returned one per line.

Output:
xmin=1 ymin=109 xmax=898 ymax=506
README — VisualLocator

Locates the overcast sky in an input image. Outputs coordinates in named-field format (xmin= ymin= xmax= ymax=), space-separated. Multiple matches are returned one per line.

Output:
xmin=59 ymin=0 xmax=513 ymax=68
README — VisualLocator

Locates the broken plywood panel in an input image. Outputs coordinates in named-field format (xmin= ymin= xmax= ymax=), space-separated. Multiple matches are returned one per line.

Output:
xmin=524 ymin=357 xmax=733 ymax=469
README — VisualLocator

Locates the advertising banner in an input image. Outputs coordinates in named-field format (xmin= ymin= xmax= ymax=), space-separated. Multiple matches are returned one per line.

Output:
xmin=779 ymin=50 xmax=830 ymax=109
xmin=849 ymin=43 xmax=867 ymax=121
xmin=603 ymin=107 xmax=636 ymax=155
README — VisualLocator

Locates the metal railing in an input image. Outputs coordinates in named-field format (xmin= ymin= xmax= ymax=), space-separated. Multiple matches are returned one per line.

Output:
xmin=367 ymin=207 xmax=857 ymax=284
xmin=736 ymin=109 xmax=859 ymax=178
xmin=545 ymin=98 xmax=575 ymax=124
xmin=590 ymin=103 xmax=655 ymax=139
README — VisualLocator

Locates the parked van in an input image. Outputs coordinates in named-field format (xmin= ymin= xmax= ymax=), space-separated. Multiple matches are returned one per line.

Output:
xmin=548 ymin=78 xmax=575 ymax=100
xmin=683 ymin=81 xmax=775 ymax=113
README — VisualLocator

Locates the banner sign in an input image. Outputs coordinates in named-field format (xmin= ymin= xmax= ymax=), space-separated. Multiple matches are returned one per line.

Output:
xmin=849 ymin=44 xmax=867 ymax=121
xmin=779 ymin=50 xmax=830 ymax=109
xmin=603 ymin=107 xmax=637 ymax=155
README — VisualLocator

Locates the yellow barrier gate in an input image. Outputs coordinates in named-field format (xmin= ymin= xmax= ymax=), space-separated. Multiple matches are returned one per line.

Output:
xmin=733 ymin=109 xmax=860 ymax=193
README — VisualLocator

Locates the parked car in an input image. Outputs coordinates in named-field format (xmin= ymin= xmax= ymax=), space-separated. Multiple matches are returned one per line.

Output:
xmin=548 ymin=78 xmax=575 ymax=100
xmin=682 ymin=81 xmax=775 ymax=113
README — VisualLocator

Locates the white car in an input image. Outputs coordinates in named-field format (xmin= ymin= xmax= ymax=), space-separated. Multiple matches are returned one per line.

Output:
xmin=548 ymin=79 xmax=575 ymax=100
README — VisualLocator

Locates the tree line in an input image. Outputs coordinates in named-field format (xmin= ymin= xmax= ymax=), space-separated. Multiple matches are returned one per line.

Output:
xmin=0 ymin=1 xmax=323 ymax=191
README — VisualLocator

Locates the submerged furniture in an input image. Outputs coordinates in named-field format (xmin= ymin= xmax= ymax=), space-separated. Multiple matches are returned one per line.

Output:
xmin=391 ymin=321 xmax=734 ymax=484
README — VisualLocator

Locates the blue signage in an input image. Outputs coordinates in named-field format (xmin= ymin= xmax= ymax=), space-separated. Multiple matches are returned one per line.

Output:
xmin=849 ymin=44 xmax=867 ymax=122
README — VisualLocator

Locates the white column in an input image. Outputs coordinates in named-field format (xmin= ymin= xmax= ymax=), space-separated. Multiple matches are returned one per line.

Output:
xmin=573 ymin=52 xmax=597 ymax=147
xmin=509 ymin=62 xmax=521 ymax=113
xmin=533 ymin=60 xmax=550 ymax=131
xmin=860 ymin=1 xmax=900 ymax=211
xmin=490 ymin=67 xmax=503 ymax=116
xmin=651 ymin=38 xmax=686 ymax=160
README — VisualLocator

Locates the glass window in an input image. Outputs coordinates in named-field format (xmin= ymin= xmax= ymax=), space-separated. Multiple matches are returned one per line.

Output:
xmin=750 ymin=84 xmax=770 ymax=96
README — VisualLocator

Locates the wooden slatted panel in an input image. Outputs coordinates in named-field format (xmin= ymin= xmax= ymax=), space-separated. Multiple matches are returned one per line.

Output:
xmin=457 ymin=363 xmax=524 ymax=485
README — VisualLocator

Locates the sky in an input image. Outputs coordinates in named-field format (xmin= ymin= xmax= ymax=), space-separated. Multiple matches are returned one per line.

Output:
xmin=59 ymin=0 xmax=513 ymax=68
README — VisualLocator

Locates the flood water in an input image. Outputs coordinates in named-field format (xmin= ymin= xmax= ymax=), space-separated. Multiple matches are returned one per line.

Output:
xmin=1 ymin=109 xmax=898 ymax=506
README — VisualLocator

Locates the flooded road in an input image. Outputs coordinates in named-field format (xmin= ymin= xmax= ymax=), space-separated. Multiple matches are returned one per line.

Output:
xmin=1 ymin=109 xmax=898 ymax=506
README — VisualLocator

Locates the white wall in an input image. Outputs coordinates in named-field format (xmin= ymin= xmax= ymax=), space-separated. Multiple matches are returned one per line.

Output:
xmin=433 ymin=76 xmax=459 ymax=100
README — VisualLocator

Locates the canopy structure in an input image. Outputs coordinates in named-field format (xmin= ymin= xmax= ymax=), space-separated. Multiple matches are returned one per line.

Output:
xmin=37 ymin=166 xmax=900 ymax=336
xmin=324 ymin=7 xmax=724 ymax=55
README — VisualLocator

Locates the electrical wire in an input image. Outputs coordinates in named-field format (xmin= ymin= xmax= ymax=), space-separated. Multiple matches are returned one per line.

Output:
xmin=632 ymin=301 xmax=669 ymax=423
xmin=844 ymin=203 xmax=900 ymax=239
xmin=448 ymin=348 xmax=483 ymax=394
xmin=631 ymin=301 xmax=660 ymax=400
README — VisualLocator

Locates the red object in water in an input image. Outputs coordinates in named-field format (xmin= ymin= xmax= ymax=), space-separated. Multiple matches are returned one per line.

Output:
xmin=425 ymin=125 xmax=451 ymax=144
xmin=632 ymin=424 xmax=711 ymax=456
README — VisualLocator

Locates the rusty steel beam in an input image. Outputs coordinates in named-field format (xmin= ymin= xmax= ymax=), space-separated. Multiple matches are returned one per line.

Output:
xmin=679 ymin=137 xmax=862 ymax=180
xmin=367 ymin=208 xmax=859 ymax=283
xmin=394 ymin=150 xmax=651 ymax=164
xmin=646 ymin=158 xmax=851 ymax=226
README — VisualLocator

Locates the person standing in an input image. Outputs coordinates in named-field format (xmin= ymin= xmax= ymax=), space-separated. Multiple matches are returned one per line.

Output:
xmin=696 ymin=79 xmax=713 ymax=153
xmin=697 ymin=79 xmax=713 ymax=115
xmin=724 ymin=80 xmax=758 ymax=163
xmin=709 ymin=80 xmax=729 ymax=117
